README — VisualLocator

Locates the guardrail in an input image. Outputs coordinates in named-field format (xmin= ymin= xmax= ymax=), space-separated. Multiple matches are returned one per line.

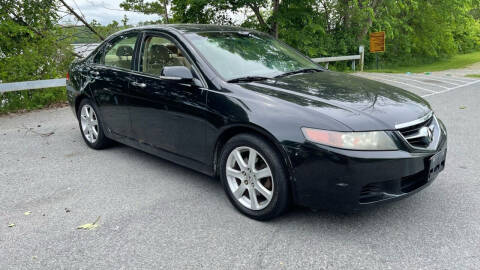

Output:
xmin=312 ymin=46 xmax=365 ymax=71
xmin=312 ymin=55 xmax=361 ymax=71
xmin=0 ymin=79 xmax=66 ymax=94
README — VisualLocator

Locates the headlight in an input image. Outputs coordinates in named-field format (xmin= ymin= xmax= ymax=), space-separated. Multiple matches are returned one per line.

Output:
xmin=301 ymin=128 xmax=398 ymax=150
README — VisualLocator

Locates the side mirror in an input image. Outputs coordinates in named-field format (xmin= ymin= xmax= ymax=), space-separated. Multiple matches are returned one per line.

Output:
xmin=161 ymin=66 xmax=193 ymax=81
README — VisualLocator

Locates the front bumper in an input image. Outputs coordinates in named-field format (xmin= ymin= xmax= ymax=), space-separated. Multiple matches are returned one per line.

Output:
xmin=284 ymin=129 xmax=447 ymax=212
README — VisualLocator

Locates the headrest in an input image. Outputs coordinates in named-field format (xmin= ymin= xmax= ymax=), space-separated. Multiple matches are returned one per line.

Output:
xmin=150 ymin=45 xmax=170 ymax=59
xmin=116 ymin=46 xmax=133 ymax=57
xmin=166 ymin=44 xmax=177 ymax=54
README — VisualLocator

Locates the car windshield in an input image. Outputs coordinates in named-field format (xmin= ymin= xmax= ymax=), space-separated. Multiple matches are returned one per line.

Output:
xmin=185 ymin=31 xmax=320 ymax=81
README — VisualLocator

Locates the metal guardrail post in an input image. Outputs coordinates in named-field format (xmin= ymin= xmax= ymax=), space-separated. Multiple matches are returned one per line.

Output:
xmin=359 ymin=46 xmax=365 ymax=72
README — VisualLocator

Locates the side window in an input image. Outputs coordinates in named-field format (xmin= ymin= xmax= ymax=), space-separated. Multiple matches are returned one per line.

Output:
xmin=102 ymin=34 xmax=138 ymax=70
xmin=140 ymin=36 xmax=192 ymax=76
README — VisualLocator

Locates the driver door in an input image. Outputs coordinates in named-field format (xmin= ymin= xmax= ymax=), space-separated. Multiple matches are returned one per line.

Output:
xmin=128 ymin=32 xmax=209 ymax=164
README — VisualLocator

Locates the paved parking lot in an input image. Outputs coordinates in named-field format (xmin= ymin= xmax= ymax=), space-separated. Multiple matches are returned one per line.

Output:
xmin=1 ymin=73 xmax=480 ymax=269
xmin=355 ymin=72 xmax=480 ymax=98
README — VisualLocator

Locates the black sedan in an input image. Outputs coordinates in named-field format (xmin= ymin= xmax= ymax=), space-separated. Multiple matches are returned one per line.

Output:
xmin=66 ymin=24 xmax=447 ymax=220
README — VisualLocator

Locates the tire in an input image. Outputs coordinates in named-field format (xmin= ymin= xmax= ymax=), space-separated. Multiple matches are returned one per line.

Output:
xmin=219 ymin=133 xmax=290 ymax=220
xmin=77 ymin=98 xmax=112 ymax=149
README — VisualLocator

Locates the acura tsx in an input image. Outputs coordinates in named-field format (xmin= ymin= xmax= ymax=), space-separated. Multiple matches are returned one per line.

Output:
xmin=66 ymin=24 xmax=447 ymax=220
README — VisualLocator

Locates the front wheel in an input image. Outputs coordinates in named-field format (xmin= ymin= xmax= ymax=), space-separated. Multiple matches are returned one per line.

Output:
xmin=219 ymin=134 xmax=290 ymax=220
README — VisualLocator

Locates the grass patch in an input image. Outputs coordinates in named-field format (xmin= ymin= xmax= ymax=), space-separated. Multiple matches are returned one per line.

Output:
xmin=366 ymin=51 xmax=480 ymax=73
xmin=466 ymin=74 xmax=480 ymax=78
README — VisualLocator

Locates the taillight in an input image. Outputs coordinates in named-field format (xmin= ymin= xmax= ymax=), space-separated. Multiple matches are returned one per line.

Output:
xmin=66 ymin=72 xmax=70 ymax=81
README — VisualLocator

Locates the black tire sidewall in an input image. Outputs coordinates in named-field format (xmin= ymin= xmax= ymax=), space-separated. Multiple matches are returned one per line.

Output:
xmin=219 ymin=133 xmax=289 ymax=220
xmin=77 ymin=98 xmax=109 ymax=149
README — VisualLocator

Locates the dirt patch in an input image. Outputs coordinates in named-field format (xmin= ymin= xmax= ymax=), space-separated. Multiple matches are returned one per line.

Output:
xmin=0 ymin=102 xmax=69 ymax=117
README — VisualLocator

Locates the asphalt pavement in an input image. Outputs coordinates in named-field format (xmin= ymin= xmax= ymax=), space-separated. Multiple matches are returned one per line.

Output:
xmin=1 ymin=73 xmax=479 ymax=269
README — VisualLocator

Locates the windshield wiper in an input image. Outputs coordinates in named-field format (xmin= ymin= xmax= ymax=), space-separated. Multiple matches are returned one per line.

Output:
xmin=227 ymin=76 xmax=271 ymax=83
xmin=274 ymin=68 xmax=322 ymax=78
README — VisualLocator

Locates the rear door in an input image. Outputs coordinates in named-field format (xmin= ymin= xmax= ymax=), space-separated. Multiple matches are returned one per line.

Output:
xmin=128 ymin=32 xmax=209 ymax=163
xmin=87 ymin=32 xmax=140 ymax=138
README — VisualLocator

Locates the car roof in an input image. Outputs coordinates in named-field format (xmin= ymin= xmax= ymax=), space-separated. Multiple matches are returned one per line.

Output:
xmin=123 ymin=24 xmax=252 ymax=34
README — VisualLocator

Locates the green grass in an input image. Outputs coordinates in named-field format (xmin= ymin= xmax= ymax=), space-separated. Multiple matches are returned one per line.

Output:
xmin=366 ymin=51 xmax=480 ymax=73
xmin=0 ymin=87 xmax=67 ymax=114
xmin=466 ymin=74 xmax=480 ymax=78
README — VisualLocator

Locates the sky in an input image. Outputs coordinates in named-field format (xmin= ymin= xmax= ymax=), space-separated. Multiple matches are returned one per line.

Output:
xmin=61 ymin=0 xmax=162 ymax=25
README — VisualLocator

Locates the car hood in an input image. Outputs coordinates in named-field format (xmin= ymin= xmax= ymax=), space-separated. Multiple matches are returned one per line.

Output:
xmin=239 ymin=71 xmax=431 ymax=131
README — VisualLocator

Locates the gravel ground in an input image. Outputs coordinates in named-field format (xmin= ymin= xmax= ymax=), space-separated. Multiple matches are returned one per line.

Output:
xmin=1 ymin=75 xmax=479 ymax=269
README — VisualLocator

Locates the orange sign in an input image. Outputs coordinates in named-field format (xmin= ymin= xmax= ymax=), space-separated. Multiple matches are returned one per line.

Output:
xmin=370 ymin=31 xmax=385 ymax=53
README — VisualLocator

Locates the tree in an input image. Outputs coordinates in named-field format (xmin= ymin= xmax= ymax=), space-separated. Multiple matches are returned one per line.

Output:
xmin=121 ymin=14 xmax=129 ymax=27
xmin=0 ymin=0 xmax=74 ymax=112
xmin=171 ymin=0 xmax=283 ymax=37
xmin=120 ymin=0 xmax=170 ymax=23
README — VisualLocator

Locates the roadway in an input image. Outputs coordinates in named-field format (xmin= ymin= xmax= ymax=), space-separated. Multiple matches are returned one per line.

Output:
xmin=1 ymin=73 xmax=479 ymax=269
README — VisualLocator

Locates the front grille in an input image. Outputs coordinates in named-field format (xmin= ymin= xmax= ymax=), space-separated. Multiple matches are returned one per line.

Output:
xmin=398 ymin=115 xmax=434 ymax=148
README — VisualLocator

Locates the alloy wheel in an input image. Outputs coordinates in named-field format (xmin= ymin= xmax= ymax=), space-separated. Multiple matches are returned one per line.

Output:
xmin=226 ymin=146 xmax=274 ymax=210
xmin=80 ymin=104 xmax=99 ymax=144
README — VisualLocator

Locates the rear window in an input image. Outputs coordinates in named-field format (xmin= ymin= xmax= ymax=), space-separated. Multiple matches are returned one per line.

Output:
xmin=94 ymin=33 xmax=138 ymax=70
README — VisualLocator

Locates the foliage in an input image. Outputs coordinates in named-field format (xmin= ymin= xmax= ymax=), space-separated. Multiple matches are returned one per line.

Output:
xmin=0 ymin=0 xmax=74 ymax=113
xmin=120 ymin=0 xmax=171 ymax=23
xmin=63 ymin=20 xmax=133 ymax=44
xmin=171 ymin=0 xmax=281 ymax=35
xmin=167 ymin=0 xmax=480 ymax=70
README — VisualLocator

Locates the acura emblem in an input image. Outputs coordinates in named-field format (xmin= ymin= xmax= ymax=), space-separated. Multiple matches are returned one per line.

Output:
xmin=419 ymin=125 xmax=434 ymax=144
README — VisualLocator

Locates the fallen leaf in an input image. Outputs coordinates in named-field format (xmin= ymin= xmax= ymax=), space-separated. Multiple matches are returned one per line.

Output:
xmin=459 ymin=106 xmax=466 ymax=109
xmin=8 ymin=223 xmax=15 ymax=227
xmin=32 ymin=256 xmax=38 ymax=260
xmin=77 ymin=216 xmax=101 ymax=230
xmin=77 ymin=223 xmax=98 ymax=230
xmin=24 ymin=211 xmax=32 ymax=215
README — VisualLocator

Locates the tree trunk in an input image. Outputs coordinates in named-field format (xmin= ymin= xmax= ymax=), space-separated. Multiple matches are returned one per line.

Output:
xmin=248 ymin=3 xmax=270 ymax=32
xmin=272 ymin=0 xmax=280 ymax=38
xmin=357 ymin=0 xmax=383 ymax=42
xmin=58 ymin=0 xmax=104 ymax=40
xmin=163 ymin=0 xmax=169 ymax=24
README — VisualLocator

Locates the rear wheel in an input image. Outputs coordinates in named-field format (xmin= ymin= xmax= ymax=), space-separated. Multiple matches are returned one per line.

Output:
xmin=77 ymin=99 xmax=111 ymax=149
xmin=219 ymin=133 xmax=289 ymax=220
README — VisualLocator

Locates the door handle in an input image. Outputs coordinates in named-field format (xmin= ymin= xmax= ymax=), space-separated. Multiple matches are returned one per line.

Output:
xmin=131 ymin=82 xmax=147 ymax=88
xmin=89 ymin=71 xmax=100 ymax=76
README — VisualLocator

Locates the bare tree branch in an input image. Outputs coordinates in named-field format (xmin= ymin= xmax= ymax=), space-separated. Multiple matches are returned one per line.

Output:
xmin=58 ymin=0 xmax=105 ymax=40
xmin=247 ymin=3 xmax=273 ymax=33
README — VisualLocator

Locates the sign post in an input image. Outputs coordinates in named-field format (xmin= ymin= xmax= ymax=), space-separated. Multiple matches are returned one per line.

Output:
xmin=369 ymin=31 xmax=385 ymax=70
xmin=359 ymin=45 xmax=365 ymax=71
